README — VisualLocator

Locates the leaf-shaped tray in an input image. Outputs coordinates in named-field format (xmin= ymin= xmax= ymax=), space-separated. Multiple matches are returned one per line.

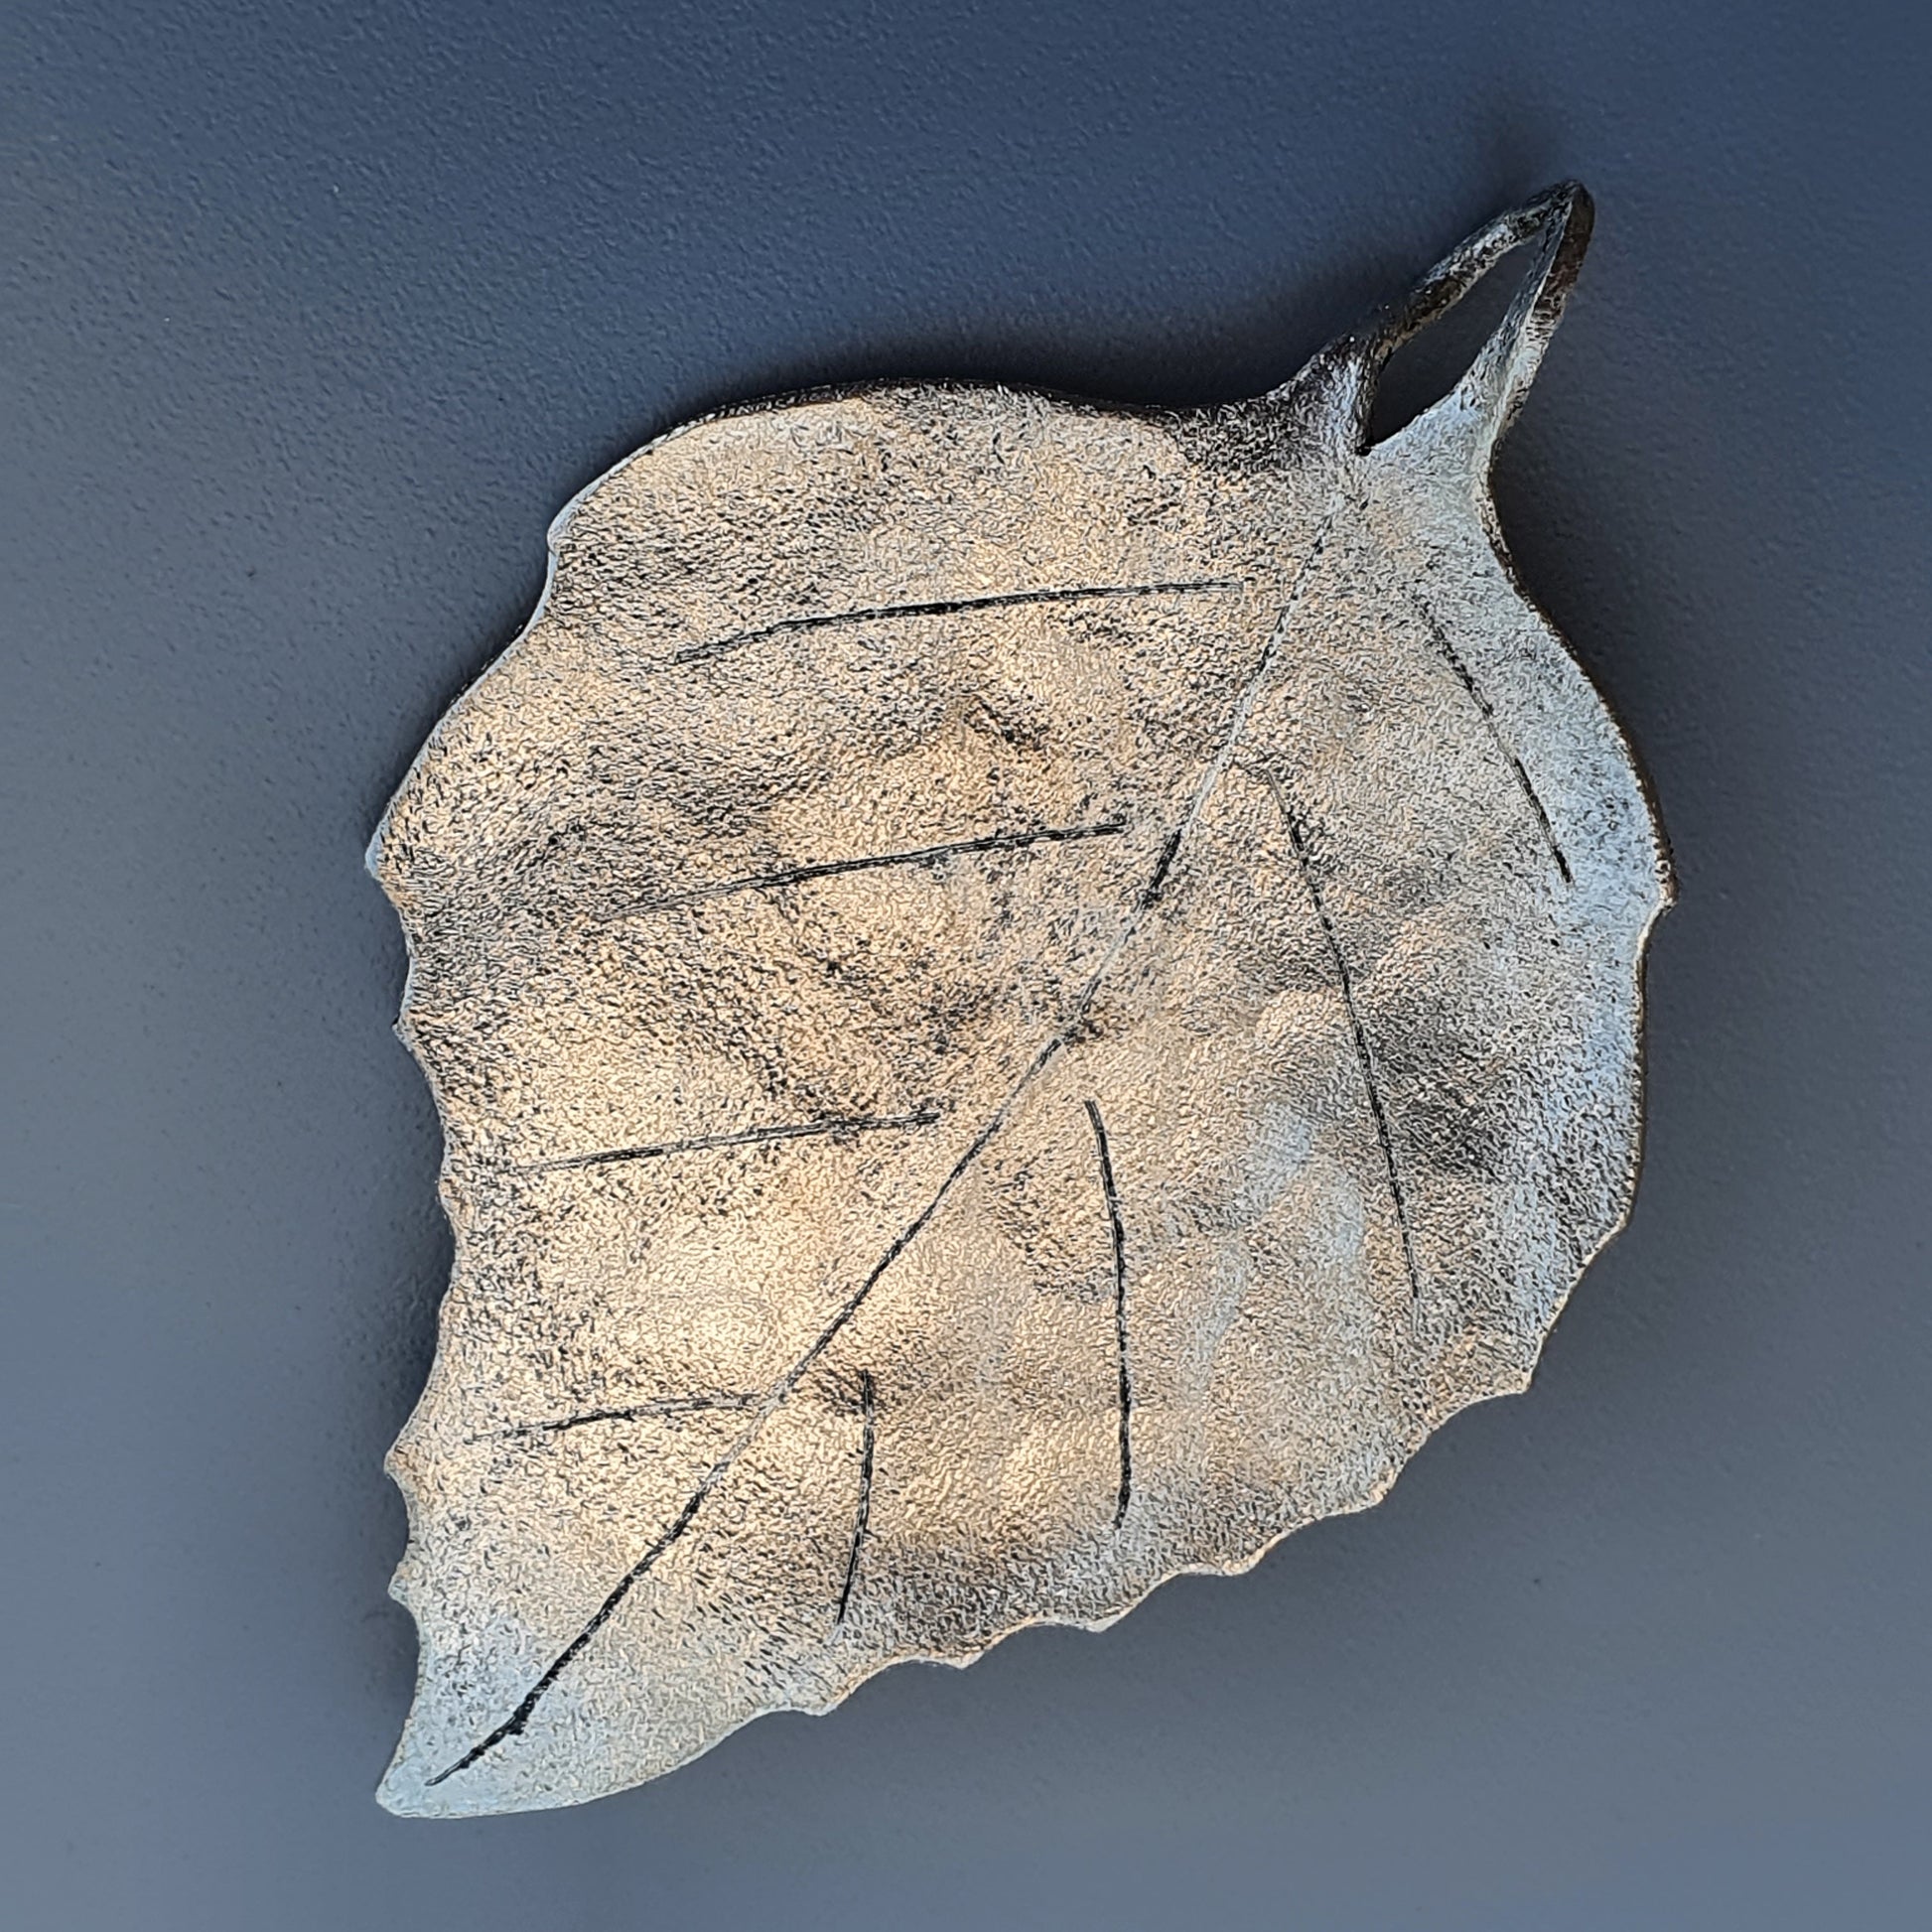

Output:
xmin=371 ymin=184 xmax=1672 ymax=1816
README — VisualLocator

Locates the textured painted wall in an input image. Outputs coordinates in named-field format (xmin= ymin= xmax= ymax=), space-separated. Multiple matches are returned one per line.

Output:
xmin=2 ymin=1 xmax=1926 ymax=1925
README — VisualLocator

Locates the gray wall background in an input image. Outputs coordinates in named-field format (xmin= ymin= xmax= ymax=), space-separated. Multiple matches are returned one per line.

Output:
xmin=4 ymin=2 xmax=1927 ymax=1926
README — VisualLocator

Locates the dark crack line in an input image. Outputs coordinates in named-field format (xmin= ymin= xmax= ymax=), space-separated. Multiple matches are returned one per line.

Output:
xmin=423 ymin=516 xmax=1335 ymax=1790
xmin=605 ymin=820 xmax=1130 ymax=921
xmin=1139 ymin=828 xmax=1184 ymax=910
xmin=671 ymin=578 xmax=1244 ymax=666
xmin=1082 ymin=1100 xmax=1133 ymax=1528
xmin=1402 ymin=585 xmax=1573 ymax=887
xmin=1263 ymin=770 xmax=1425 ymax=1303
xmin=475 ymin=1394 xmax=760 ymax=1444
xmin=512 ymin=1108 xmax=941 ymax=1176
xmin=834 ymin=1371 xmax=877 ymax=1626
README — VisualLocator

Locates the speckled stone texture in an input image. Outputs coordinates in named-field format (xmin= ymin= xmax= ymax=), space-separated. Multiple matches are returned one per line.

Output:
xmin=370 ymin=185 xmax=1670 ymax=1816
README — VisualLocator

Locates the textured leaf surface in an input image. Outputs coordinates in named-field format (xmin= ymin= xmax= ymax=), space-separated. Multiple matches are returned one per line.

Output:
xmin=371 ymin=185 xmax=1670 ymax=1816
